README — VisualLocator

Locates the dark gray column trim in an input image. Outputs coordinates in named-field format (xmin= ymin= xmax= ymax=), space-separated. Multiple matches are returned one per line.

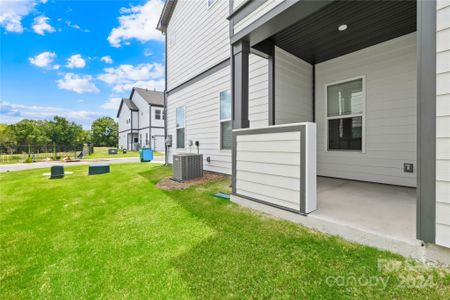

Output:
xmin=232 ymin=124 xmax=307 ymax=214
xmin=416 ymin=0 xmax=436 ymax=243
xmin=268 ymin=50 xmax=275 ymax=125
xmin=312 ymin=64 xmax=316 ymax=122
xmin=232 ymin=40 xmax=250 ymax=129
xmin=167 ymin=58 xmax=231 ymax=96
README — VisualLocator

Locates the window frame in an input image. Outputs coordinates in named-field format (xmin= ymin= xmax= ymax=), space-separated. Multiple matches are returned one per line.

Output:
xmin=176 ymin=106 xmax=186 ymax=149
xmin=324 ymin=75 xmax=366 ymax=153
xmin=218 ymin=90 xmax=232 ymax=150
xmin=155 ymin=109 xmax=161 ymax=120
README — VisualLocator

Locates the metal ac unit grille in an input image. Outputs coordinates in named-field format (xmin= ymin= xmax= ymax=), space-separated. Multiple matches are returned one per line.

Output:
xmin=173 ymin=154 xmax=203 ymax=181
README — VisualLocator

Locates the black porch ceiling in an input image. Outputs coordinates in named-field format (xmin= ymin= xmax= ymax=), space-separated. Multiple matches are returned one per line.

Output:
xmin=254 ymin=0 xmax=417 ymax=64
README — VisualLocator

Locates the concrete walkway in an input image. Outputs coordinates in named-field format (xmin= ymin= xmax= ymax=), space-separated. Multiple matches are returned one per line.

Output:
xmin=0 ymin=156 xmax=165 ymax=173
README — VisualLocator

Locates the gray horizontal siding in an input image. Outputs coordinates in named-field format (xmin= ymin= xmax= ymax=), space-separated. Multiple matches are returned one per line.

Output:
xmin=167 ymin=0 xmax=230 ymax=90
xmin=166 ymin=54 xmax=269 ymax=174
xmin=315 ymin=33 xmax=417 ymax=187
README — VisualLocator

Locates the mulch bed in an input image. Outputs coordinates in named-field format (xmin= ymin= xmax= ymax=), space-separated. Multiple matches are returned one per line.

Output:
xmin=156 ymin=172 xmax=226 ymax=190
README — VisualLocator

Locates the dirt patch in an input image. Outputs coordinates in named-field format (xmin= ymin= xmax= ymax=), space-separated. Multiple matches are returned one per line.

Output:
xmin=156 ymin=172 xmax=226 ymax=190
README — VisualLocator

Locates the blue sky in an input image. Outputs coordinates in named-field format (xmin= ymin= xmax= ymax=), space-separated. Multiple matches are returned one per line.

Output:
xmin=0 ymin=0 xmax=165 ymax=128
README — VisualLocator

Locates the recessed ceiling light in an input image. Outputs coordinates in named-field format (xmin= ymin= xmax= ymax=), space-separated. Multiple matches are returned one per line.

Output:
xmin=338 ymin=24 xmax=348 ymax=31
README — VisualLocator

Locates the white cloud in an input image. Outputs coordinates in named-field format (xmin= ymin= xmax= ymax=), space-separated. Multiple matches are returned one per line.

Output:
xmin=101 ymin=97 xmax=122 ymax=110
xmin=29 ymin=51 xmax=59 ymax=69
xmin=56 ymin=73 xmax=99 ymax=94
xmin=98 ymin=62 xmax=164 ymax=92
xmin=108 ymin=0 xmax=164 ymax=47
xmin=65 ymin=20 xmax=89 ymax=32
xmin=32 ymin=15 xmax=55 ymax=35
xmin=0 ymin=0 xmax=39 ymax=33
xmin=66 ymin=54 xmax=86 ymax=68
xmin=0 ymin=101 xmax=104 ymax=128
xmin=100 ymin=56 xmax=113 ymax=64
xmin=112 ymin=79 xmax=164 ymax=93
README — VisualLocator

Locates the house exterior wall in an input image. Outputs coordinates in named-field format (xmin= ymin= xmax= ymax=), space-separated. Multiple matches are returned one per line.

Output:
xmin=166 ymin=54 xmax=269 ymax=174
xmin=274 ymin=46 xmax=313 ymax=124
xmin=131 ymin=111 xmax=139 ymax=130
xmin=315 ymin=33 xmax=417 ymax=187
xmin=151 ymin=106 xmax=165 ymax=128
xmin=132 ymin=92 xmax=150 ymax=131
xmin=166 ymin=0 xmax=230 ymax=90
xmin=118 ymin=105 xmax=131 ymax=149
xmin=435 ymin=1 xmax=450 ymax=248
xmin=233 ymin=0 xmax=284 ymax=34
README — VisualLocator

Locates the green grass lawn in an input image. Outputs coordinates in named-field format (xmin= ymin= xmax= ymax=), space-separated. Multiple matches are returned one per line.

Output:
xmin=0 ymin=147 xmax=163 ymax=165
xmin=0 ymin=164 xmax=448 ymax=299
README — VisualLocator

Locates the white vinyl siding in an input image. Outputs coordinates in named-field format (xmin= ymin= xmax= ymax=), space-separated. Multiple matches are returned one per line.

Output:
xmin=233 ymin=0 xmax=285 ymax=34
xmin=436 ymin=1 xmax=450 ymax=248
xmin=166 ymin=0 xmax=230 ymax=90
xmin=131 ymin=92 xmax=150 ymax=130
xmin=274 ymin=46 xmax=313 ymax=124
xmin=118 ymin=105 xmax=131 ymax=149
xmin=167 ymin=54 xmax=269 ymax=174
xmin=131 ymin=111 xmax=139 ymax=130
xmin=315 ymin=33 xmax=417 ymax=187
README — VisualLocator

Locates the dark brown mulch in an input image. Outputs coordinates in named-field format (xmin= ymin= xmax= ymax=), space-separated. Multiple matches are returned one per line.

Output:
xmin=156 ymin=172 xmax=226 ymax=190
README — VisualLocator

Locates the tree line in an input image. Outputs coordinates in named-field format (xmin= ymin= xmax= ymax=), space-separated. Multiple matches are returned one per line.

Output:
xmin=0 ymin=116 xmax=118 ymax=154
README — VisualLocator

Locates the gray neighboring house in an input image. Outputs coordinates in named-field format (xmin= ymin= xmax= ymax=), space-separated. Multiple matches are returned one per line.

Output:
xmin=117 ymin=87 xmax=165 ymax=151
xmin=157 ymin=0 xmax=450 ymax=261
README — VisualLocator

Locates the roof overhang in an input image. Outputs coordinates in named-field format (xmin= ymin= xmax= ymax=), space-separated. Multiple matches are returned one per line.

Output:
xmin=157 ymin=0 xmax=177 ymax=33
xmin=116 ymin=98 xmax=137 ymax=118
xmin=251 ymin=0 xmax=416 ymax=64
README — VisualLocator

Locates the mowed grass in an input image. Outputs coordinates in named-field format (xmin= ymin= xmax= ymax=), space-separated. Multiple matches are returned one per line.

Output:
xmin=0 ymin=164 xmax=449 ymax=299
xmin=85 ymin=147 xmax=163 ymax=160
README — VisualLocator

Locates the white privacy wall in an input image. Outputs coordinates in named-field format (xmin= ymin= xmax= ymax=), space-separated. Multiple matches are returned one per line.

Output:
xmin=274 ymin=46 xmax=313 ymax=124
xmin=166 ymin=54 xmax=269 ymax=174
xmin=315 ymin=33 xmax=417 ymax=187
xmin=435 ymin=1 xmax=450 ymax=248
xmin=166 ymin=0 xmax=230 ymax=90
xmin=235 ymin=130 xmax=301 ymax=211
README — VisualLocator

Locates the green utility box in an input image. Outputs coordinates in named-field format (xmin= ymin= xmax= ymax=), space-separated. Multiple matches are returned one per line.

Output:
xmin=50 ymin=165 xmax=64 ymax=179
xmin=89 ymin=164 xmax=110 ymax=175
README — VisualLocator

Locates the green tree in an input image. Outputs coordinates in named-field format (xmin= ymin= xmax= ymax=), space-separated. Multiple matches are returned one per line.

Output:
xmin=47 ymin=116 xmax=84 ymax=147
xmin=10 ymin=119 xmax=50 ymax=147
xmin=0 ymin=124 xmax=17 ymax=154
xmin=91 ymin=117 xmax=118 ymax=147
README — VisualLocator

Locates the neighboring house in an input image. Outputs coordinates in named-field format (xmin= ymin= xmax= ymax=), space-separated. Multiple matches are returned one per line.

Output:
xmin=117 ymin=87 xmax=165 ymax=151
xmin=157 ymin=0 xmax=450 ymax=260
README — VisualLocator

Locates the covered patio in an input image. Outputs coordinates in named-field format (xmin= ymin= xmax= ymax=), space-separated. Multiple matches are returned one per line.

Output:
xmin=229 ymin=0 xmax=435 ymax=248
xmin=314 ymin=177 xmax=416 ymax=241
